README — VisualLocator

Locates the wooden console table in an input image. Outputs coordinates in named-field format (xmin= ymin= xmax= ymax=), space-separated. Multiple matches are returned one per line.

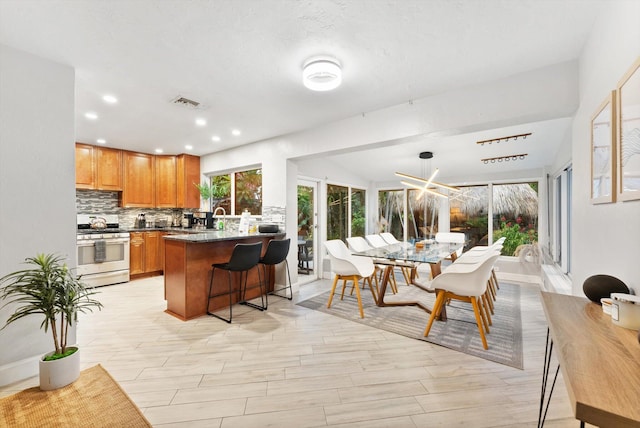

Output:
xmin=539 ymin=291 xmax=640 ymax=428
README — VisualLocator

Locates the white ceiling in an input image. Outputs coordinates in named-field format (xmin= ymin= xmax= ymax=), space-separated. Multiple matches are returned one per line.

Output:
xmin=0 ymin=0 xmax=604 ymax=181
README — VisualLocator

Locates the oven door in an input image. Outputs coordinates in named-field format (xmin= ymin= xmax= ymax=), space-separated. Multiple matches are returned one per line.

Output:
xmin=77 ymin=237 xmax=130 ymax=276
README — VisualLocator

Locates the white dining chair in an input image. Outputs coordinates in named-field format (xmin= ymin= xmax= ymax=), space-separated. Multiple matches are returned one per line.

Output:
xmin=324 ymin=239 xmax=378 ymax=318
xmin=365 ymin=234 xmax=414 ymax=285
xmin=435 ymin=232 xmax=466 ymax=259
xmin=346 ymin=236 xmax=397 ymax=293
xmin=424 ymin=254 xmax=499 ymax=350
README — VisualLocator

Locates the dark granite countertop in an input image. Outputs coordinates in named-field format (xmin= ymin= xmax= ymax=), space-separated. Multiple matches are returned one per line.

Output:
xmin=163 ymin=230 xmax=285 ymax=243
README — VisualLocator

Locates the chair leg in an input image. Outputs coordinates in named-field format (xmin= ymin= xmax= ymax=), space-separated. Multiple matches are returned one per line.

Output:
xmin=485 ymin=281 xmax=495 ymax=313
xmin=353 ymin=276 xmax=365 ymax=318
xmin=471 ymin=296 xmax=489 ymax=350
xmin=327 ymin=275 xmax=340 ymax=308
xmin=492 ymin=269 xmax=500 ymax=290
xmin=240 ymin=266 xmax=266 ymax=311
xmin=366 ymin=276 xmax=378 ymax=305
xmin=207 ymin=267 xmax=233 ymax=323
xmin=482 ymin=292 xmax=493 ymax=326
xmin=477 ymin=294 xmax=490 ymax=333
xmin=389 ymin=269 xmax=398 ymax=294
xmin=424 ymin=290 xmax=446 ymax=337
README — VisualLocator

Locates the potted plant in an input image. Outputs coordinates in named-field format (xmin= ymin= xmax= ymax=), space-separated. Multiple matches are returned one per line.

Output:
xmin=195 ymin=181 xmax=213 ymax=212
xmin=0 ymin=253 xmax=103 ymax=390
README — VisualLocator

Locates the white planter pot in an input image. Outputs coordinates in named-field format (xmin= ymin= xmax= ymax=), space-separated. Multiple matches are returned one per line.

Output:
xmin=39 ymin=347 xmax=80 ymax=391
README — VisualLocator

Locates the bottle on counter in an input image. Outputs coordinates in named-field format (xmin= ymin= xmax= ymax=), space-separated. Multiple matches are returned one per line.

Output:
xmin=238 ymin=209 xmax=251 ymax=233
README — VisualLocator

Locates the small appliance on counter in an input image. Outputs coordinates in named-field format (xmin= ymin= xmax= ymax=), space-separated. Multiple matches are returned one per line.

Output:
xmin=182 ymin=213 xmax=194 ymax=228
xmin=194 ymin=211 xmax=214 ymax=229
xmin=135 ymin=213 xmax=146 ymax=228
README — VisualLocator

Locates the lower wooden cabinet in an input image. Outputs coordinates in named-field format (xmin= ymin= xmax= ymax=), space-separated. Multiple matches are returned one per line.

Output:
xmin=130 ymin=231 xmax=164 ymax=277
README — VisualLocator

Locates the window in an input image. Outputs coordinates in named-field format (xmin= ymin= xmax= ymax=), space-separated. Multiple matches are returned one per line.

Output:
xmin=492 ymin=182 xmax=539 ymax=256
xmin=378 ymin=189 xmax=404 ymax=238
xmin=407 ymin=189 xmax=439 ymax=240
xmin=450 ymin=185 xmax=489 ymax=249
xmin=210 ymin=168 xmax=262 ymax=215
xmin=327 ymin=184 xmax=366 ymax=241
xmin=551 ymin=166 xmax=572 ymax=273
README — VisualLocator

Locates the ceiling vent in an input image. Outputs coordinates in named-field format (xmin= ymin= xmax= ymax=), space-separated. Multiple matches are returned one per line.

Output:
xmin=172 ymin=96 xmax=201 ymax=109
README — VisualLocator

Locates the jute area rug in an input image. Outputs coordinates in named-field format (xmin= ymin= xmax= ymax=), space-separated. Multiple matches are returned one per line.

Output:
xmin=0 ymin=364 xmax=151 ymax=428
xmin=298 ymin=281 xmax=527 ymax=369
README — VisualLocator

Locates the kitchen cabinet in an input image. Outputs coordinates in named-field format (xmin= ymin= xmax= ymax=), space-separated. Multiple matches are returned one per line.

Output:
xmin=176 ymin=154 xmax=201 ymax=209
xmin=75 ymin=143 xmax=123 ymax=190
xmin=122 ymin=151 xmax=155 ymax=207
xmin=75 ymin=143 xmax=95 ymax=189
xmin=129 ymin=232 xmax=145 ymax=275
xmin=95 ymin=146 xmax=123 ymax=190
xmin=144 ymin=231 xmax=162 ymax=272
xmin=155 ymin=155 xmax=177 ymax=207
xmin=130 ymin=231 xmax=164 ymax=277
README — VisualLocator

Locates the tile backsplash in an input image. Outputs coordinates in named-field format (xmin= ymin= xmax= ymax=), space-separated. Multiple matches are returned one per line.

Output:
xmin=76 ymin=190 xmax=285 ymax=231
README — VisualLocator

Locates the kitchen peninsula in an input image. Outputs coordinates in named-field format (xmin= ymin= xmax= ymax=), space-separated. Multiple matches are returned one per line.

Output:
xmin=163 ymin=231 xmax=285 ymax=320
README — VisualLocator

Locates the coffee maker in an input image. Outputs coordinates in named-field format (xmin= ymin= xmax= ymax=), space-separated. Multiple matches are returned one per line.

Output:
xmin=193 ymin=211 xmax=214 ymax=229
xmin=182 ymin=213 xmax=194 ymax=228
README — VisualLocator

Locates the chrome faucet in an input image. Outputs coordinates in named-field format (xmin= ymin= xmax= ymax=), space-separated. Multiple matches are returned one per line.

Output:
xmin=213 ymin=207 xmax=226 ymax=230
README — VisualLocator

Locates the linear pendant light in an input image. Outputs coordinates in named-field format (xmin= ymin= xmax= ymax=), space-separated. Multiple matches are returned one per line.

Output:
xmin=395 ymin=151 xmax=460 ymax=198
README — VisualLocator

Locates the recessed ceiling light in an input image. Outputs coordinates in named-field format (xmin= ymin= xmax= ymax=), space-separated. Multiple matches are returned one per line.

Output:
xmin=96 ymin=138 xmax=106 ymax=144
xmin=185 ymin=145 xmax=193 ymax=150
xmin=211 ymin=135 xmax=221 ymax=142
xmin=84 ymin=112 xmax=98 ymax=120
xmin=302 ymin=57 xmax=342 ymax=91
xmin=195 ymin=118 xmax=206 ymax=127
xmin=155 ymin=148 xmax=163 ymax=154
xmin=231 ymin=129 xmax=241 ymax=136
xmin=102 ymin=95 xmax=118 ymax=104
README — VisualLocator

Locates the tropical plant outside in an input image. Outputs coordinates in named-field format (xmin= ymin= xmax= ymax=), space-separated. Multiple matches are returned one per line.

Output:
xmin=298 ymin=185 xmax=313 ymax=238
xmin=327 ymin=184 xmax=348 ymax=241
xmin=235 ymin=169 xmax=262 ymax=214
xmin=493 ymin=216 xmax=538 ymax=256
xmin=0 ymin=253 xmax=103 ymax=359
xmin=351 ymin=189 xmax=366 ymax=237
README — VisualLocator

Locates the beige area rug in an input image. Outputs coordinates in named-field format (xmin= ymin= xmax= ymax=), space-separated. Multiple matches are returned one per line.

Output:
xmin=298 ymin=282 xmax=527 ymax=369
xmin=0 ymin=364 xmax=151 ymax=428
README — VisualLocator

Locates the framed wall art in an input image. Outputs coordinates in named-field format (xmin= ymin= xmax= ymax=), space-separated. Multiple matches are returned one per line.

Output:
xmin=591 ymin=91 xmax=616 ymax=204
xmin=616 ymin=57 xmax=640 ymax=202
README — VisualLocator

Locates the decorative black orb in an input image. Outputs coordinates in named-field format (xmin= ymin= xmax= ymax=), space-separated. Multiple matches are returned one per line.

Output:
xmin=582 ymin=274 xmax=629 ymax=304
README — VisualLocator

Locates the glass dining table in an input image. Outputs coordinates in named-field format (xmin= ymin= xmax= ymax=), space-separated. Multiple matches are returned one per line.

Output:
xmin=352 ymin=241 xmax=463 ymax=318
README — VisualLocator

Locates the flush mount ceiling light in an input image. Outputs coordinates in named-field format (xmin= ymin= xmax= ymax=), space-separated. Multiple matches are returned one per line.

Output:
xmin=302 ymin=57 xmax=342 ymax=91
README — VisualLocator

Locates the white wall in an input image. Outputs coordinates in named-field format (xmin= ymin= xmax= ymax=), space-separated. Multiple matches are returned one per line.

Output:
xmin=571 ymin=0 xmax=640 ymax=295
xmin=0 ymin=45 xmax=76 ymax=385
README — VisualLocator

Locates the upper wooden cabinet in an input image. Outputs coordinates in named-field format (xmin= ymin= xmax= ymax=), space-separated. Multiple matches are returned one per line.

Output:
xmin=75 ymin=143 xmax=123 ymax=190
xmin=155 ymin=155 xmax=177 ymax=207
xmin=76 ymin=143 xmax=199 ymax=208
xmin=176 ymin=154 xmax=200 ymax=209
xmin=75 ymin=143 xmax=95 ymax=189
xmin=122 ymin=151 xmax=155 ymax=207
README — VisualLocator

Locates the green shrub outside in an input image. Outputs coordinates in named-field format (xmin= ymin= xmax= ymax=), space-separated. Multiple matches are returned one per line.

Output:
xmin=493 ymin=216 xmax=537 ymax=256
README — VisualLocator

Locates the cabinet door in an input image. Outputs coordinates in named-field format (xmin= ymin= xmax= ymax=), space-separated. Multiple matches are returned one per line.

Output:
xmin=129 ymin=232 xmax=145 ymax=275
xmin=122 ymin=151 xmax=155 ymax=207
xmin=159 ymin=232 xmax=169 ymax=273
xmin=95 ymin=146 xmax=122 ymax=190
xmin=144 ymin=231 xmax=162 ymax=272
xmin=155 ymin=155 xmax=177 ymax=207
xmin=176 ymin=154 xmax=200 ymax=209
xmin=75 ymin=143 xmax=95 ymax=189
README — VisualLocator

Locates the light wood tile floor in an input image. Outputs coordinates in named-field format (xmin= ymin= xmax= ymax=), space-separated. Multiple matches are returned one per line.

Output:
xmin=1 ymin=265 xmax=593 ymax=427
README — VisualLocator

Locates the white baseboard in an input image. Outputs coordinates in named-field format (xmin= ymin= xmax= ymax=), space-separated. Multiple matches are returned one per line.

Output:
xmin=0 ymin=355 xmax=39 ymax=387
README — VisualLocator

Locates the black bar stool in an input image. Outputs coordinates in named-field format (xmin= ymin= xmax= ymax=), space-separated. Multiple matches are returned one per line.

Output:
xmin=260 ymin=238 xmax=293 ymax=308
xmin=207 ymin=241 xmax=263 ymax=323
